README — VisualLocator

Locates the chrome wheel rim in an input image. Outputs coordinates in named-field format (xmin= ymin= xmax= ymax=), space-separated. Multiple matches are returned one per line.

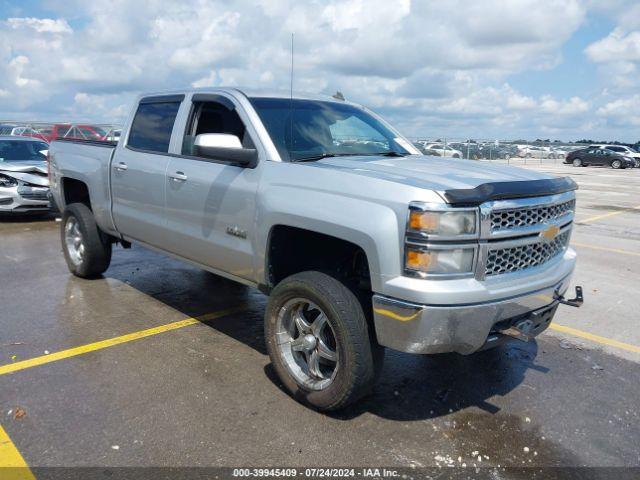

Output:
xmin=573 ymin=159 xmax=581 ymax=167
xmin=64 ymin=217 xmax=85 ymax=266
xmin=275 ymin=298 xmax=339 ymax=391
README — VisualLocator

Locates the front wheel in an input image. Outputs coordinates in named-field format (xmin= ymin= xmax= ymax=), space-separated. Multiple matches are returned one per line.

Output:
xmin=572 ymin=158 xmax=583 ymax=167
xmin=611 ymin=159 xmax=622 ymax=169
xmin=265 ymin=271 xmax=383 ymax=411
xmin=61 ymin=203 xmax=112 ymax=278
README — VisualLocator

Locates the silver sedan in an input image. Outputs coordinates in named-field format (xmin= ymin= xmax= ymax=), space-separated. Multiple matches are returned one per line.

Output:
xmin=0 ymin=136 xmax=51 ymax=214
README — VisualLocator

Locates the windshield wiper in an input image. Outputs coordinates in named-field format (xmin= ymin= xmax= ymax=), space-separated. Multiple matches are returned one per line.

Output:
xmin=292 ymin=151 xmax=408 ymax=162
xmin=292 ymin=153 xmax=338 ymax=162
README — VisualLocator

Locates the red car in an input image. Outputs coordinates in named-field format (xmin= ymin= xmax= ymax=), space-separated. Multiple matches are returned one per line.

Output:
xmin=41 ymin=124 xmax=108 ymax=142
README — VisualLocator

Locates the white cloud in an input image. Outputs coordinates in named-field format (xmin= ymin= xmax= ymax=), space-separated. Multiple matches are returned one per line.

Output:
xmin=586 ymin=28 xmax=640 ymax=63
xmin=7 ymin=17 xmax=72 ymax=34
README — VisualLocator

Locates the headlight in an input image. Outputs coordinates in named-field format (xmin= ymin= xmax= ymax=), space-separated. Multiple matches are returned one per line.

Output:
xmin=405 ymin=246 xmax=475 ymax=275
xmin=408 ymin=208 xmax=477 ymax=237
xmin=0 ymin=174 xmax=18 ymax=188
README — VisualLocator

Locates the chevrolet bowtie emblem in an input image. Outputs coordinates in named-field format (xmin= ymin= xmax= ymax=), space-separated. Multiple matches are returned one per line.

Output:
xmin=540 ymin=224 xmax=560 ymax=242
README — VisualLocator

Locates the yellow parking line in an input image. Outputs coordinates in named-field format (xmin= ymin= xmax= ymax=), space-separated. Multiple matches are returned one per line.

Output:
xmin=572 ymin=242 xmax=640 ymax=257
xmin=0 ymin=307 xmax=245 ymax=377
xmin=0 ymin=423 xmax=35 ymax=479
xmin=549 ymin=323 xmax=640 ymax=354
xmin=577 ymin=204 xmax=640 ymax=224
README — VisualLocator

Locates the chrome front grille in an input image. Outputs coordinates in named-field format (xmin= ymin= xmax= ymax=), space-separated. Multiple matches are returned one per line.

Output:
xmin=490 ymin=199 xmax=575 ymax=233
xmin=485 ymin=230 xmax=570 ymax=277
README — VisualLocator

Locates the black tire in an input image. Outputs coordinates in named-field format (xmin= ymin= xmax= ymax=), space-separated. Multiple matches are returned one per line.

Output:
xmin=525 ymin=153 xmax=532 ymax=158
xmin=61 ymin=203 xmax=112 ymax=278
xmin=265 ymin=271 xmax=383 ymax=411
xmin=611 ymin=159 xmax=622 ymax=169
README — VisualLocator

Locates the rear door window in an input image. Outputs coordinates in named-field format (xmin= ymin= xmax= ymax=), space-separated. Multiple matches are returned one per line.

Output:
xmin=128 ymin=100 xmax=182 ymax=153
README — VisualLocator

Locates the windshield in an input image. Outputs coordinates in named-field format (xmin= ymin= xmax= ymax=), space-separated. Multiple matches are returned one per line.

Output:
xmin=0 ymin=140 xmax=48 ymax=162
xmin=250 ymin=98 xmax=416 ymax=161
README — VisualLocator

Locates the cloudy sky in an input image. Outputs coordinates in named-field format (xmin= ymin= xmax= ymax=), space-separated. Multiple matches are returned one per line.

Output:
xmin=1 ymin=0 xmax=639 ymax=142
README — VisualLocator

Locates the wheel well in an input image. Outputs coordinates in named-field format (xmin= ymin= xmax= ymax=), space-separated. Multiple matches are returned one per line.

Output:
xmin=267 ymin=226 xmax=371 ymax=292
xmin=62 ymin=178 xmax=91 ymax=209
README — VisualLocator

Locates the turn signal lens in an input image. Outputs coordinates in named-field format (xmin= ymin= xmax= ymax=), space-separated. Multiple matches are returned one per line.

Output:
xmin=406 ymin=249 xmax=432 ymax=271
xmin=406 ymin=247 xmax=475 ymax=275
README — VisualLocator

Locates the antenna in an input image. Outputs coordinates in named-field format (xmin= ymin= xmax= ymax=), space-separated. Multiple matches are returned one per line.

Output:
xmin=290 ymin=33 xmax=294 ymax=101
xmin=289 ymin=33 xmax=294 ymax=154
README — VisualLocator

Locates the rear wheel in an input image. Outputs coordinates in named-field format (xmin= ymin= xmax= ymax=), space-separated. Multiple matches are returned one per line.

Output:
xmin=611 ymin=159 xmax=622 ymax=169
xmin=265 ymin=271 xmax=383 ymax=411
xmin=61 ymin=203 xmax=112 ymax=278
xmin=572 ymin=158 xmax=583 ymax=167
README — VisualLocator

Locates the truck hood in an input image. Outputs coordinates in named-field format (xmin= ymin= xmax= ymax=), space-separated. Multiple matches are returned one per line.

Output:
xmin=0 ymin=161 xmax=49 ymax=187
xmin=308 ymin=155 xmax=571 ymax=203
xmin=311 ymin=155 xmax=551 ymax=191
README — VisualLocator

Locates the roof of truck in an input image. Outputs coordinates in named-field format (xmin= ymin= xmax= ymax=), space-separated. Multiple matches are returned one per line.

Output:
xmin=138 ymin=87 xmax=356 ymax=105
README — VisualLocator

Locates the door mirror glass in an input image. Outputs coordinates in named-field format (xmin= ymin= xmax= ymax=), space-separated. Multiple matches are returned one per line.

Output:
xmin=193 ymin=133 xmax=257 ymax=167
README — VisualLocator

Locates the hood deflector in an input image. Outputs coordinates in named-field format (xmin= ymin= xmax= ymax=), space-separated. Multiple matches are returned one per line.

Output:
xmin=443 ymin=177 xmax=578 ymax=205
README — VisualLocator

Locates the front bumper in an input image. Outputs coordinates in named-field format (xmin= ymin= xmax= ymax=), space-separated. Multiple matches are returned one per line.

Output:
xmin=372 ymin=271 xmax=573 ymax=355
xmin=0 ymin=186 xmax=50 ymax=213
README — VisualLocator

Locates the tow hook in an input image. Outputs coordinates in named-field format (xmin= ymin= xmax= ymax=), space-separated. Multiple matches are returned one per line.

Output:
xmin=554 ymin=286 xmax=584 ymax=308
xmin=499 ymin=319 xmax=535 ymax=342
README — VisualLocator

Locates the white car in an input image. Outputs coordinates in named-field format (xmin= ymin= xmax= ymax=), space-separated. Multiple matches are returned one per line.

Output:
xmin=591 ymin=145 xmax=640 ymax=168
xmin=518 ymin=145 xmax=555 ymax=159
xmin=0 ymin=136 xmax=51 ymax=214
xmin=423 ymin=143 xmax=462 ymax=158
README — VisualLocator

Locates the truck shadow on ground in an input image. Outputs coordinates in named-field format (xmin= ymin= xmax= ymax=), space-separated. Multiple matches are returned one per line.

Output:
xmin=332 ymin=342 xmax=545 ymax=421
xmin=266 ymin=339 xmax=544 ymax=422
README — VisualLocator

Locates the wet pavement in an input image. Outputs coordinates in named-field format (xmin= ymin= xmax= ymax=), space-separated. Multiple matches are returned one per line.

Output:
xmin=1 ymin=164 xmax=639 ymax=476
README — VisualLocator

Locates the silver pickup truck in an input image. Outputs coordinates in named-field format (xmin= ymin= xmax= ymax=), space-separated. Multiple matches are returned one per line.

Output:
xmin=49 ymin=88 xmax=582 ymax=410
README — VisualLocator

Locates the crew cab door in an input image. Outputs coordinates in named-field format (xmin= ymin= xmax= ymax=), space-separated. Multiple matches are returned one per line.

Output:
xmin=111 ymin=95 xmax=183 ymax=245
xmin=162 ymin=94 xmax=261 ymax=282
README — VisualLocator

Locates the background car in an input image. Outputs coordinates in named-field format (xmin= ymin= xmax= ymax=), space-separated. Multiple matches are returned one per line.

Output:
xmin=449 ymin=142 xmax=483 ymax=159
xmin=0 ymin=124 xmax=48 ymax=142
xmin=517 ymin=145 xmax=552 ymax=158
xmin=591 ymin=144 xmax=640 ymax=168
xmin=413 ymin=142 xmax=442 ymax=156
xmin=0 ymin=136 xmax=51 ymax=214
xmin=565 ymin=147 xmax=635 ymax=169
xmin=422 ymin=143 xmax=462 ymax=158
xmin=40 ymin=124 xmax=109 ymax=142
xmin=481 ymin=144 xmax=518 ymax=159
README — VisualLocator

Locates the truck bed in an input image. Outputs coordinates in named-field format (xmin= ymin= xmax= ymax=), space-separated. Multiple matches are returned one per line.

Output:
xmin=50 ymin=138 xmax=118 ymax=235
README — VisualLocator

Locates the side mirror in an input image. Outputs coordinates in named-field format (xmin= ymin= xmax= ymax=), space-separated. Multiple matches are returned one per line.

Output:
xmin=194 ymin=133 xmax=258 ymax=167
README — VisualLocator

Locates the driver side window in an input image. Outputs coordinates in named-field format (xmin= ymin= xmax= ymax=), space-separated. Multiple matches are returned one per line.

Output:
xmin=182 ymin=99 xmax=254 ymax=158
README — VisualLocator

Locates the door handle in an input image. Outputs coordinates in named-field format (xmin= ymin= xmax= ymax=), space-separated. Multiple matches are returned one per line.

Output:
xmin=169 ymin=171 xmax=188 ymax=182
xmin=114 ymin=162 xmax=128 ymax=171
